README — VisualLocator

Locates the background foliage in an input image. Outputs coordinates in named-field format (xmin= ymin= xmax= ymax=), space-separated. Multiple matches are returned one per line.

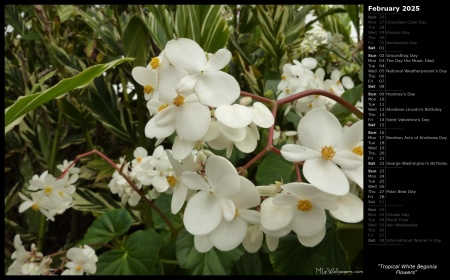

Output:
xmin=4 ymin=4 xmax=364 ymax=275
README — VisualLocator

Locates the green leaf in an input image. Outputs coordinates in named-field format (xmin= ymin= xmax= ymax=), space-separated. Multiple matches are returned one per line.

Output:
xmin=57 ymin=5 xmax=76 ymax=23
xmin=255 ymin=152 xmax=295 ymax=185
xmin=235 ymin=251 xmax=263 ymax=275
xmin=72 ymin=188 xmax=126 ymax=213
xmin=175 ymin=5 xmax=229 ymax=53
xmin=5 ymin=57 xmax=134 ymax=133
xmin=269 ymin=230 xmax=350 ymax=275
xmin=81 ymin=208 xmax=132 ymax=245
xmin=336 ymin=222 xmax=363 ymax=265
xmin=152 ymin=193 xmax=183 ymax=231
xmin=123 ymin=16 xmax=149 ymax=67
xmin=96 ymin=229 xmax=162 ymax=275
xmin=176 ymin=228 xmax=244 ymax=275
xmin=329 ymin=83 xmax=363 ymax=124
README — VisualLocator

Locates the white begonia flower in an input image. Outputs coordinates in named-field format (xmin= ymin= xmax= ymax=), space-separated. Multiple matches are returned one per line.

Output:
xmin=260 ymin=196 xmax=294 ymax=232
xmin=297 ymin=225 xmax=327 ymax=247
xmin=204 ymin=176 xmax=261 ymax=252
xmin=145 ymin=92 xmax=211 ymax=142
xmin=61 ymin=245 xmax=98 ymax=275
xmin=149 ymin=147 xmax=172 ymax=193
xmin=324 ymin=69 xmax=354 ymax=96
xmin=166 ymin=150 xmax=195 ymax=214
xmin=181 ymin=155 xmax=241 ymax=236
xmin=280 ymin=108 xmax=362 ymax=195
xmin=337 ymin=121 xmax=364 ymax=188
xmin=7 ymin=234 xmax=28 ymax=275
xmin=164 ymin=38 xmax=240 ymax=107
xmin=132 ymin=65 xmax=159 ymax=101
xmin=57 ymin=159 xmax=80 ymax=174
xmin=18 ymin=193 xmax=58 ymax=221
xmin=242 ymin=224 xmax=264 ymax=253
xmin=272 ymin=183 xmax=338 ymax=238
xmin=328 ymin=191 xmax=364 ymax=223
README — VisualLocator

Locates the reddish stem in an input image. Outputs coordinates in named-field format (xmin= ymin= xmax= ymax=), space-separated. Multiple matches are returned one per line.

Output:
xmin=58 ymin=150 xmax=177 ymax=236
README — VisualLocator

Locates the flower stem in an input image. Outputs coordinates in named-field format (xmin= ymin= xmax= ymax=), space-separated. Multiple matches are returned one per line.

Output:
xmin=59 ymin=150 xmax=177 ymax=236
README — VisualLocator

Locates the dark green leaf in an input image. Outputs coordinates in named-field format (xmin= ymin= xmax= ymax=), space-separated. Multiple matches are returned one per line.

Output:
xmin=123 ymin=16 xmax=149 ymax=67
xmin=96 ymin=229 xmax=162 ymax=275
xmin=269 ymin=230 xmax=350 ymax=275
xmin=81 ymin=208 xmax=133 ymax=245
xmin=176 ymin=228 xmax=244 ymax=275
xmin=255 ymin=152 xmax=295 ymax=185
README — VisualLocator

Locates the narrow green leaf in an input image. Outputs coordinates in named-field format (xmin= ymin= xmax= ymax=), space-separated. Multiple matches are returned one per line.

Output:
xmin=72 ymin=188 xmax=126 ymax=213
xmin=57 ymin=5 xmax=76 ymax=23
xmin=123 ymin=16 xmax=149 ymax=67
xmin=176 ymin=228 xmax=244 ymax=275
xmin=81 ymin=208 xmax=132 ymax=245
xmin=96 ymin=229 xmax=162 ymax=275
xmin=5 ymin=57 xmax=134 ymax=133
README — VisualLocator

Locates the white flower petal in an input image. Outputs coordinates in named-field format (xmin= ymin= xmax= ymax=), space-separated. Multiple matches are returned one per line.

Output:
xmin=194 ymin=235 xmax=213 ymax=253
xmin=280 ymin=144 xmax=320 ymax=162
xmin=235 ymin=127 xmax=258 ymax=153
xmin=260 ymin=197 xmax=294 ymax=231
xmin=172 ymin=136 xmax=196 ymax=161
xmin=330 ymin=192 xmax=364 ymax=223
xmin=297 ymin=226 xmax=326 ymax=247
xmin=184 ymin=191 xmax=222 ymax=235
xmin=298 ymin=108 xmax=342 ymax=150
xmin=131 ymin=66 xmax=157 ymax=87
xmin=342 ymin=165 xmax=363 ymax=188
xmin=230 ymin=176 xmax=260 ymax=209
xmin=205 ymin=156 xmax=240 ymax=196
xmin=175 ymin=74 xmax=200 ymax=95
xmin=195 ymin=71 xmax=240 ymax=107
xmin=265 ymin=235 xmax=279 ymax=252
xmin=291 ymin=206 xmax=326 ymax=237
xmin=215 ymin=104 xmax=253 ymax=128
xmin=239 ymin=209 xmax=261 ymax=225
xmin=176 ymin=101 xmax=211 ymax=141
xmin=301 ymin=57 xmax=317 ymax=69
xmin=159 ymin=65 xmax=187 ymax=102
xmin=202 ymin=120 xmax=221 ymax=142
xmin=303 ymin=158 xmax=349 ymax=195
xmin=218 ymin=122 xmax=246 ymax=142
xmin=165 ymin=38 xmax=206 ymax=74
xmin=252 ymin=102 xmax=274 ymax=128
xmin=18 ymin=200 xmax=34 ymax=213
xmin=218 ymin=197 xmax=236 ymax=222
xmin=331 ymin=69 xmax=341 ymax=81
xmin=272 ymin=193 xmax=297 ymax=206
xmin=204 ymin=49 xmax=232 ymax=71
xmin=281 ymin=183 xmax=324 ymax=199
xmin=242 ymin=226 xmax=263 ymax=253
xmin=333 ymin=150 xmax=363 ymax=169
xmin=171 ymin=183 xmax=188 ymax=214
xmin=181 ymin=171 xmax=211 ymax=191
xmin=152 ymin=175 xmax=170 ymax=192
xmin=208 ymin=218 xmax=247 ymax=251
xmin=342 ymin=76 xmax=354 ymax=89
xmin=336 ymin=121 xmax=364 ymax=149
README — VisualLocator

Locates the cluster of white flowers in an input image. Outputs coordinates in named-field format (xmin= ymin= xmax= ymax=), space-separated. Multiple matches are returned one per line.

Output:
xmin=7 ymin=234 xmax=97 ymax=275
xmin=276 ymin=57 xmax=355 ymax=116
xmin=18 ymin=160 xmax=79 ymax=221
xmin=132 ymin=38 xmax=274 ymax=161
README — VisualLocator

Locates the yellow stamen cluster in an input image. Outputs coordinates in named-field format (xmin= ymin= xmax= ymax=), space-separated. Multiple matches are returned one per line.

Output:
xmin=173 ymin=94 xmax=185 ymax=107
xmin=234 ymin=208 xmax=240 ymax=218
xmin=352 ymin=146 xmax=363 ymax=156
xmin=149 ymin=57 xmax=160 ymax=69
xmin=158 ymin=104 xmax=169 ymax=112
xmin=76 ymin=265 xmax=82 ymax=272
xmin=144 ymin=85 xmax=154 ymax=95
xmin=297 ymin=200 xmax=313 ymax=212
xmin=32 ymin=204 xmax=39 ymax=211
xmin=44 ymin=186 xmax=53 ymax=195
xmin=281 ymin=74 xmax=287 ymax=80
xmin=285 ymin=88 xmax=291 ymax=93
xmin=321 ymin=146 xmax=336 ymax=160
xmin=308 ymin=102 xmax=313 ymax=108
xmin=167 ymin=176 xmax=177 ymax=187
xmin=137 ymin=157 xmax=143 ymax=163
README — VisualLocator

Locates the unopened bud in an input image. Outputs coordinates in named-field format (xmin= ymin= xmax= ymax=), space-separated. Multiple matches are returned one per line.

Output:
xmin=239 ymin=96 xmax=252 ymax=105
